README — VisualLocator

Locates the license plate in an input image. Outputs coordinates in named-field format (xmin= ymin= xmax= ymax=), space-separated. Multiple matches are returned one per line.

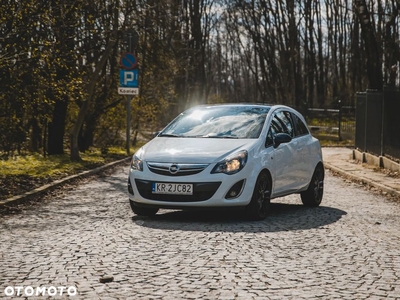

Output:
xmin=152 ymin=182 xmax=193 ymax=195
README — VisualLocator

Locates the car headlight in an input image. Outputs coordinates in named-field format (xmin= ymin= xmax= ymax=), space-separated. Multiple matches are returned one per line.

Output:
xmin=131 ymin=155 xmax=143 ymax=171
xmin=211 ymin=150 xmax=248 ymax=175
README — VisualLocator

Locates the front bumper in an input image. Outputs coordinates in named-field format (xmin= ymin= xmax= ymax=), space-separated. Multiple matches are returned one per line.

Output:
xmin=128 ymin=167 xmax=256 ymax=208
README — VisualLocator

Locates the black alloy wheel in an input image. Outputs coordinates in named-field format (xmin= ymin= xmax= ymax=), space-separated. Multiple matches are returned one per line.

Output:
xmin=246 ymin=172 xmax=271 ymax=220
xmin=301 ymin=164 xmax=324 ymax=207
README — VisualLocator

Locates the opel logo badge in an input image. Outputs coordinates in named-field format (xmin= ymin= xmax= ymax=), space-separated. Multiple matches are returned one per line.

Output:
xmin=169 ymin=164 xmax=180 ymax=174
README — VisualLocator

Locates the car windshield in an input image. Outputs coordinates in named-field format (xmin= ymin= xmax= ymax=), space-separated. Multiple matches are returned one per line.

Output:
xmin=159 ymin=105 xmax=270 ymax=139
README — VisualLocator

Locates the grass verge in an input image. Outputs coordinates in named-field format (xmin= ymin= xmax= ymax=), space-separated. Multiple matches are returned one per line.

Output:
xmin=0 ymin=146 xmax=139 ymax=201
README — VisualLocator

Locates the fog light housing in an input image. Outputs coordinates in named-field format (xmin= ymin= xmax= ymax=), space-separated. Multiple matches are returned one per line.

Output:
xmin=128 ymin=178 xmax=134 ymax=195
xmin=225 ymin=179 xmax=245 ymax=199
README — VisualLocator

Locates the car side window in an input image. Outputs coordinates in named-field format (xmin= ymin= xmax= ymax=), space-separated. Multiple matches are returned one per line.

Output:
xmin=265 ymin=111 xmax=294 ymax=147
xmin=265 ymin=128 xmax=274 ymax=147
xmin=291 ymin=112 xmax=309 ymax=137
xmin=275 ymin=111 xmax=294 ymax=137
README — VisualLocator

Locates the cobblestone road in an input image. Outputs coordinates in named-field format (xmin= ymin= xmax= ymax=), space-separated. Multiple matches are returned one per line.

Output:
xmin=1 ymin=162 xmax=400 ymax=299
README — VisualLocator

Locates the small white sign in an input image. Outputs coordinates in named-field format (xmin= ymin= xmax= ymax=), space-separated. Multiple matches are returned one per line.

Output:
xmin=118 ymin=87 xmax=139 ymax=95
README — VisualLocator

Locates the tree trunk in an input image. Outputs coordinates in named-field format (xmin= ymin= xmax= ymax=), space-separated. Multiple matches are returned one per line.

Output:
xmin=70 ymin=32 xmax=118 ymax=161
xmin=47 ymin=0 xmax=77 ymax=155
xmin=354 ymin=0 xmax=383 ymax=90
xmin=47 ymin=99 xmax=68 ymax=155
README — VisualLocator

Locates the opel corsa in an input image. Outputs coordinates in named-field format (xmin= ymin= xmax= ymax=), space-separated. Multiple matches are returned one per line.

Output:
xmin=128 ymin=104 xmax=324 ymax=220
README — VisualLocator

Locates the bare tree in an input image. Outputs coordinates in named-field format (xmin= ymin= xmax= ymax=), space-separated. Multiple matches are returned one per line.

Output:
xmin=354 ymin=0 xmax=383 ymax=90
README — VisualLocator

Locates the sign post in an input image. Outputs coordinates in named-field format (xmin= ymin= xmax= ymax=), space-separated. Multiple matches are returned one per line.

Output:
xmin=120 ymin=30 xmax=139 ymax=155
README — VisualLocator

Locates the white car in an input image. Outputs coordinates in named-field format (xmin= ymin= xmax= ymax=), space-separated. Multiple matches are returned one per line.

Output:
xmin=128 ymin=104 xmax=324 ymax=220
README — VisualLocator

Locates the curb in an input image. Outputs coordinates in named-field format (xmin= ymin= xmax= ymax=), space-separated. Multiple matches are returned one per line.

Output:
xmin=324 ymin=162 xmax=400 ymax=198
xmin=0 ymin=157 xmax=131 ymax=208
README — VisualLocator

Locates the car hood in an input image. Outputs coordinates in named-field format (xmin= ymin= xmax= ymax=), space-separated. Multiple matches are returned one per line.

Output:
xmin=139 ymin=137 xmax=257 ymax=163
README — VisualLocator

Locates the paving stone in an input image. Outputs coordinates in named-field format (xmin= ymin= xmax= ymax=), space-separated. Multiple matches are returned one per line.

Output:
xmin=1 ymin=166 xmax=400 ymax=299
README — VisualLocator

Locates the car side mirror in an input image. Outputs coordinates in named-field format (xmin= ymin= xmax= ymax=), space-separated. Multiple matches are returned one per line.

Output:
xmin=273 ymin=133 xmax=292 ymax=148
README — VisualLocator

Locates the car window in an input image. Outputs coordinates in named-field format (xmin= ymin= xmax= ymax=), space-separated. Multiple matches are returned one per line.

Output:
xmin=265 ymin=110 xmax=294 ymax=147
xmin=274 ymin=111 xmax=294 ymax=137
xmin=291 ymin=112 xmax=309 ymax=136
xmin=265 ymin=128 xmax=274 ymax=147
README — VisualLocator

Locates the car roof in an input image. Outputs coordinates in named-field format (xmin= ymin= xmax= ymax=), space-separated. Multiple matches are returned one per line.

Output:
xmin=191 ymin=103 xmax=297 ymax=111
xmin=191 ymin=103 xmax=272 ymax=109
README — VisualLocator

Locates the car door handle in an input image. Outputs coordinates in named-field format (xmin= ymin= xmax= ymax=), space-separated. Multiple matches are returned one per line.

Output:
xmin=297 ymin=147 xmax=303 ymax=151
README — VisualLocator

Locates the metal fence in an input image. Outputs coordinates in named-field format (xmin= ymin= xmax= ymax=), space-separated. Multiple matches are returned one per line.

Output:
xmin=355 ymin=87 xmax=400 ymax=160
xmin=305 ymin=105 xmax=356 ymax=142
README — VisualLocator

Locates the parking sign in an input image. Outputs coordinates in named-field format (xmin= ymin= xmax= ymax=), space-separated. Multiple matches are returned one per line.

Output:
xmin=120 ymin=69 xmax=139 ymax=88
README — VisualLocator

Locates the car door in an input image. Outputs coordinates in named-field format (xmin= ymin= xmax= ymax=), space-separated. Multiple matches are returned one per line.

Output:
xmin=265 ymin=110 xmax=299 ymax=196
xmin=290 ymin=111 xmax=315 ymax=187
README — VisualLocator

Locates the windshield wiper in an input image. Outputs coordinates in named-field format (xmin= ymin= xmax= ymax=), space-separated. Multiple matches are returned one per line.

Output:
xmin=158 ymin=133 xmax=182 ymax=137
xmin=204 ymin=135 xmax=239 ymax=139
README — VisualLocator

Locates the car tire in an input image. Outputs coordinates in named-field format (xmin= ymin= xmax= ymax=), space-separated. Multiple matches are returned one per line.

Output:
xmin=246 ymin=172 xmax=271 ymax=220
xmin=301 ymin=164 xmax=324 ymax=207
xmin=129 ymin=201 xmax=159 ymax=217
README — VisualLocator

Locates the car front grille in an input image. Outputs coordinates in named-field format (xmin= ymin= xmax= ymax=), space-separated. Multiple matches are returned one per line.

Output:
xmin=147 ymin=162 xmax=209 ymax=176
xmin=134 ymin=179 xmax=221 ymax=202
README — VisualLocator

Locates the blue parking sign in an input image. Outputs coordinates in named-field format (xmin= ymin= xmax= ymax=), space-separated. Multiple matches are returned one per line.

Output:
xmin=120 ymin=69 xmax=139 ymax=88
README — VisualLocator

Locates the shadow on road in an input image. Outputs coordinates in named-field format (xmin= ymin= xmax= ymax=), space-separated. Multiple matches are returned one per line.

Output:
xmin=131 ymin=203 xmax=347 ymax=233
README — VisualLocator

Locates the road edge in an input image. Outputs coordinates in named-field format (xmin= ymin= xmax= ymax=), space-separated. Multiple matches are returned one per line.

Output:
xmin=0 ymin=157 xmax=131 ymax=208
xmin=324 ymin=162 xmax=400 ymax=199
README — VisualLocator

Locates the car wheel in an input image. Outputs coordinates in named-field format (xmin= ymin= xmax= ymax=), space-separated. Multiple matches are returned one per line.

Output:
xmin=301 ymin=164 xmax=324 ymax=207
xmin=246 ymin=172 xmax=271 ymax=220
xmin=129 ymin=201 xmax=159 ymax=217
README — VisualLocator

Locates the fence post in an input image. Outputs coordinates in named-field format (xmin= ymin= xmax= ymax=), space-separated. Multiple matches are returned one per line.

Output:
xmin=338 ymin=99 xmax=342 ymax=141
xmin=381 ymin=88 xmax=385 ymax=156
xmin=365 ymin=89 xmax=380 ymax=155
